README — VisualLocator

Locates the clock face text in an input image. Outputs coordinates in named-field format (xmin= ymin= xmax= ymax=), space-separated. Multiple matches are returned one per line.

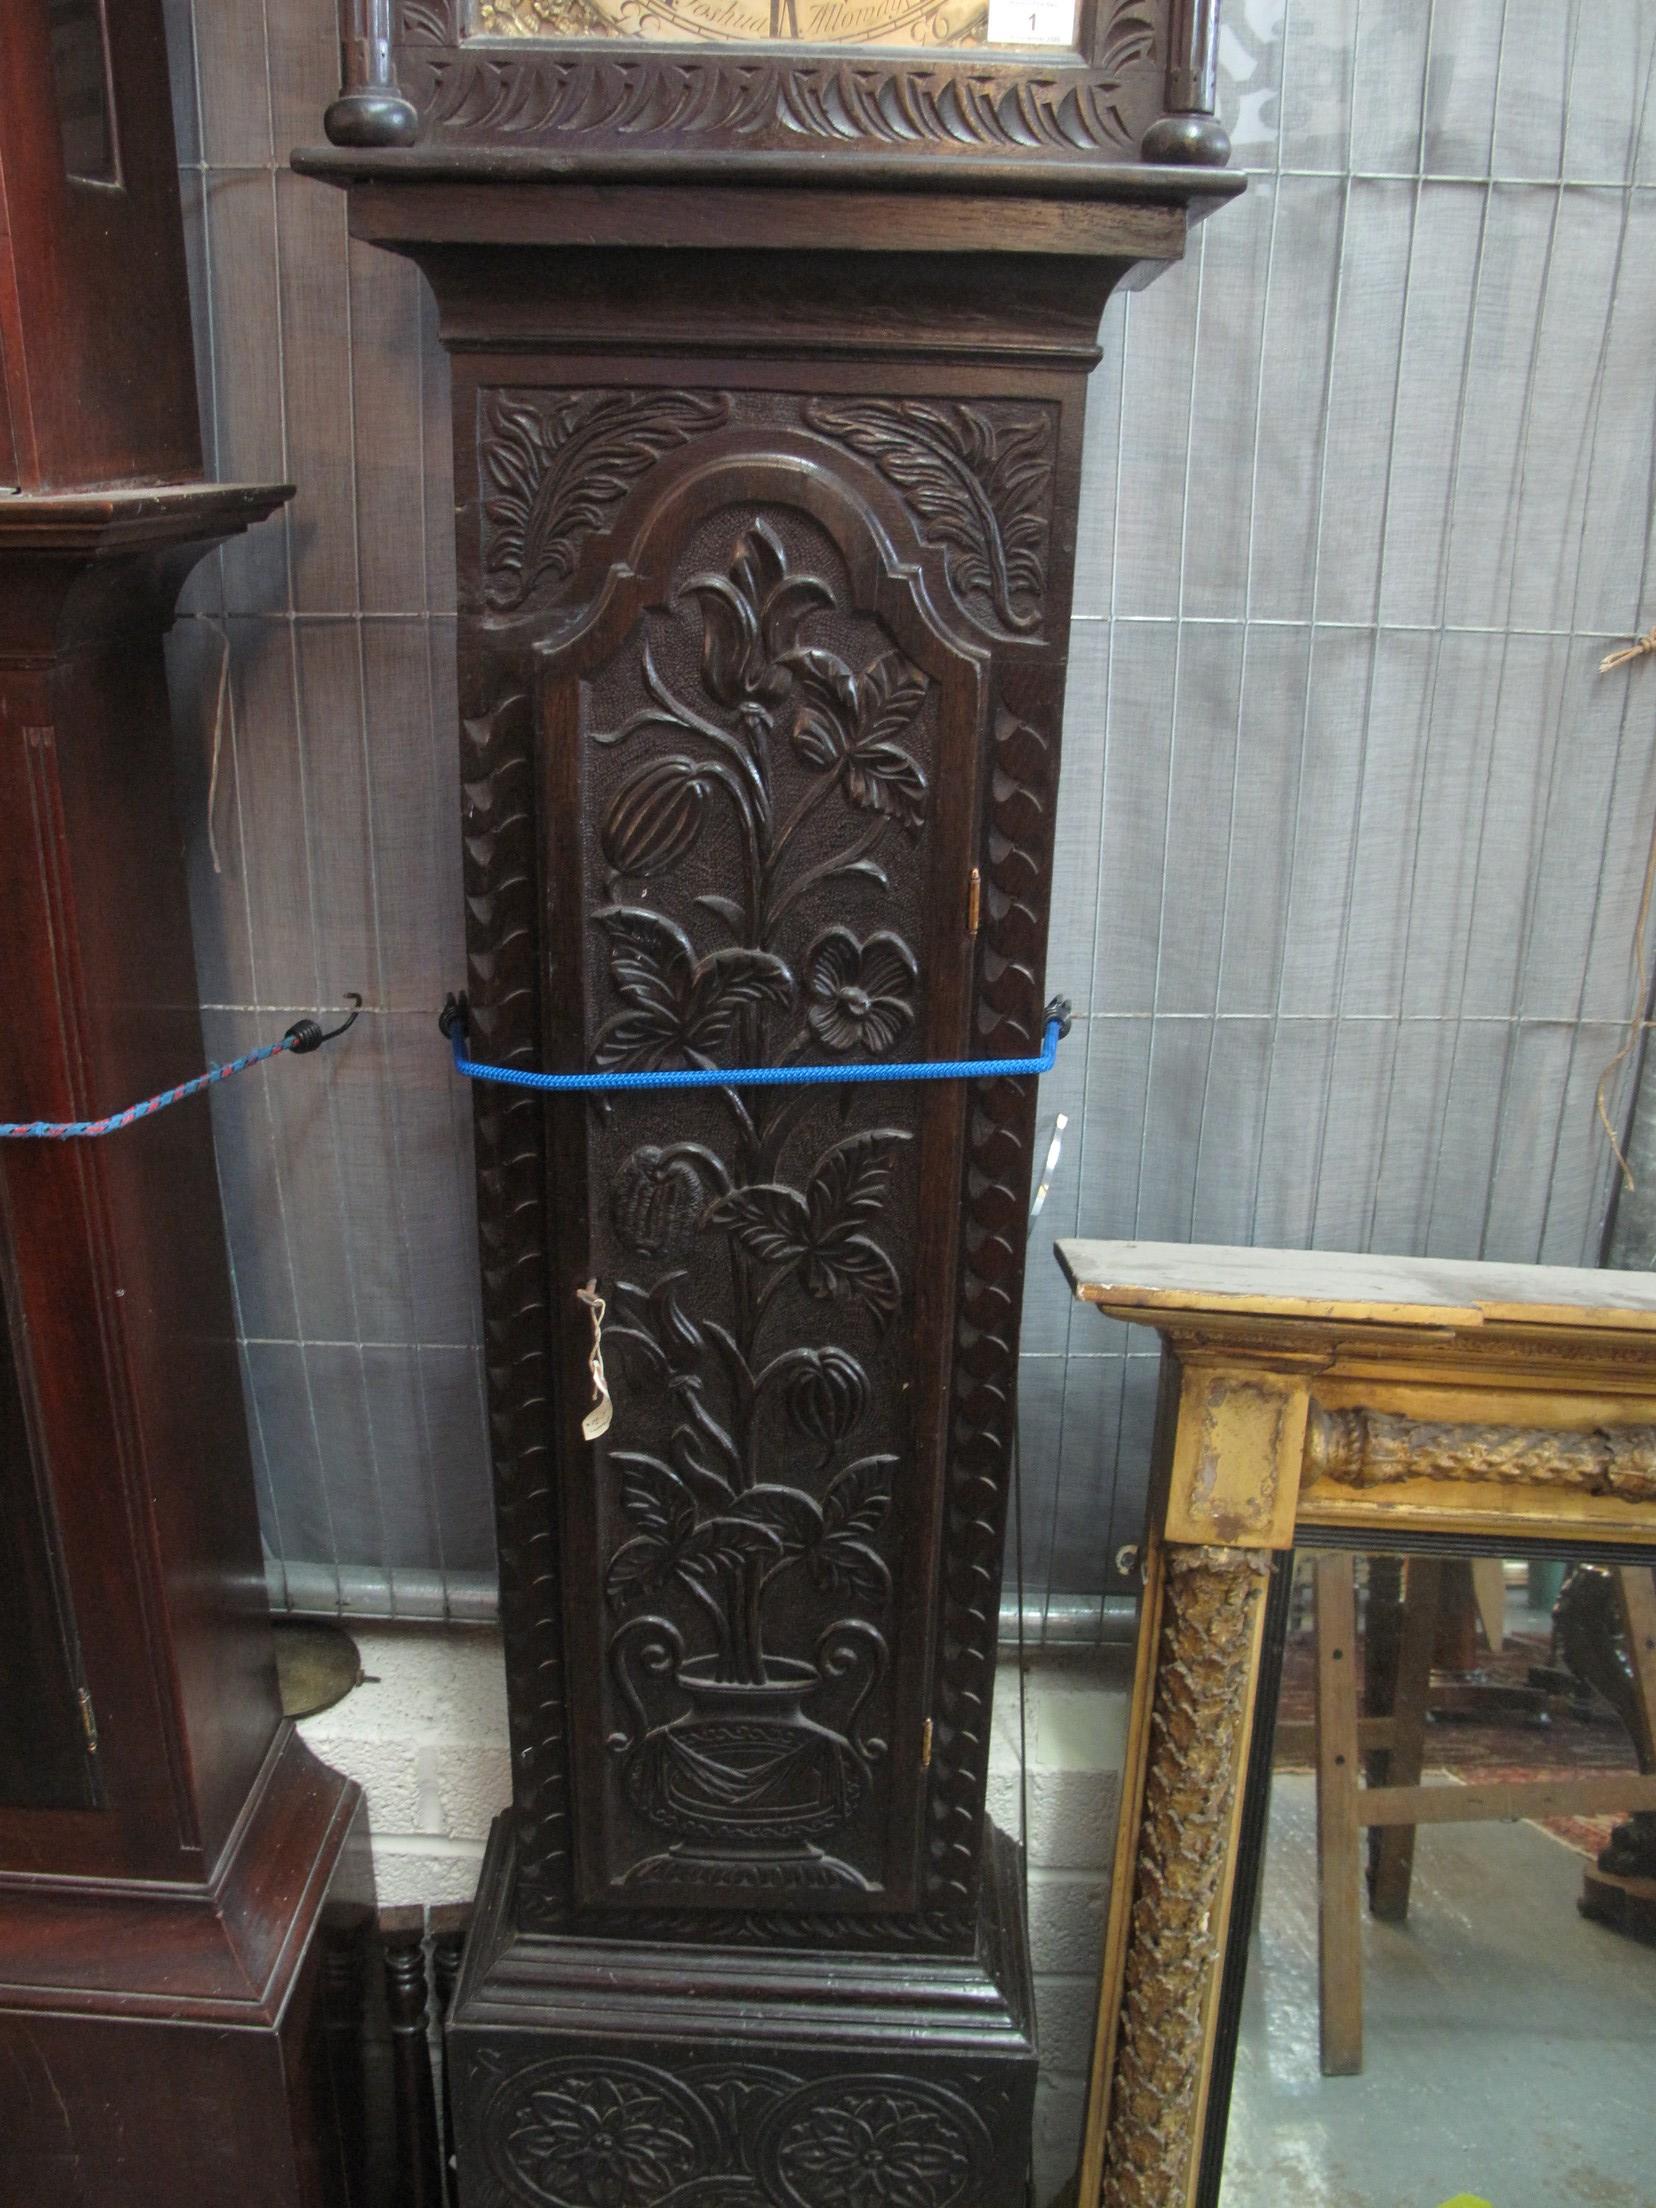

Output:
xmin=473 ymin=0 xmax=1079 ymax=50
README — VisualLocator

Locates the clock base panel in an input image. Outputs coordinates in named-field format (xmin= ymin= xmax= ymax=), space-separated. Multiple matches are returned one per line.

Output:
xmin=450 ymin=1812 xmax=1039 ymax=2207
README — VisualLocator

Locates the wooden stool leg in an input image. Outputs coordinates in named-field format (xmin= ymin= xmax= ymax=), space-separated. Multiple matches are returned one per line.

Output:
xmin=1614 ymin=1566 xmax=1656 ymax=1765
xmin=382 ymin=1911 xmax=444 ymax=2208
xmin=1472 ymin=1556 xmax=1505 ymax=1653
xmin=1314 ymin=1552 xmax=1363 ymax=2077
xmin=1370 ymin=1555 xmax=1442 ymax=1924
xmin=1362 ymin=1556 xmax=1403 ymax=1902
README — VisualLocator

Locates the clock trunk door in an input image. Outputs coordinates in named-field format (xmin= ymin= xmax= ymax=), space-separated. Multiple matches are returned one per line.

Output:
xmin=535 ymin=456 xmax=985 ymax=1915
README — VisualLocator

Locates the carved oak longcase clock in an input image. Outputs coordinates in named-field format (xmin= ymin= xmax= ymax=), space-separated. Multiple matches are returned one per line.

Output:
xmin=301 ymin=2 xmax=1237 ymax=2198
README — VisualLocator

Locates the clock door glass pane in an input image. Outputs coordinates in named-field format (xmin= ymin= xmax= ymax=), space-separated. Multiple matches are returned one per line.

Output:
xmin=47 ymin=0 xmax=119 ymax=187
xmin=0 ymin=1278 xmax=96 ymax=1811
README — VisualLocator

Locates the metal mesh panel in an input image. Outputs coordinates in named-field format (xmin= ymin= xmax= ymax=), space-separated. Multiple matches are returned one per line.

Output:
xmin=159 ymin=0 xmax=1656 ymax=1619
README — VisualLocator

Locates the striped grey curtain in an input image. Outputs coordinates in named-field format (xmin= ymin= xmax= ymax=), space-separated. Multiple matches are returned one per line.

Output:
xmin=161 ymin=0 xmax=1656 ymax=1618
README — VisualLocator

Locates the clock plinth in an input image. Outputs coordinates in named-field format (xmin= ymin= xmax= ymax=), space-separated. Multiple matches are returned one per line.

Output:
xmin=454 ymin=1817 xmax=1036 ymax=2205
xmin=301 ymin=9 xmax=1235 ymax=2196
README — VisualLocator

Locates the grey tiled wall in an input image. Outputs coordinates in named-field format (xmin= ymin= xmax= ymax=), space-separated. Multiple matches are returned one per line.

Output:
xmin=161 ymin=0 xmax=1656 ymax=1612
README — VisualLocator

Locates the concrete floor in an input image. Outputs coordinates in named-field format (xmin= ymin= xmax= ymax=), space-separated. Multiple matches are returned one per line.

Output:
xmin=1219 ymin=1775 xmax=1656 ymax=2208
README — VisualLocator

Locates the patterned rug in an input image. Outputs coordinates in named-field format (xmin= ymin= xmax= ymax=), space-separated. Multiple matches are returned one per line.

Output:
xmin=1272 ymin=1628 xmax=1640 ymax=1859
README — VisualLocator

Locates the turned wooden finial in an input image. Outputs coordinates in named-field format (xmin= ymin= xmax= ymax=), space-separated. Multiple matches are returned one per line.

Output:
xmin=324 ymin=0 xmax=419 ymax=147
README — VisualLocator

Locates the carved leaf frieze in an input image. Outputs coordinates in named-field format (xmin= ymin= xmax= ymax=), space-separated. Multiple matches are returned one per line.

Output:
xmin=411 ymin=46 xmax=1152 ymax=158
xmin=803 ymin=399 xmax=1054 ymax=638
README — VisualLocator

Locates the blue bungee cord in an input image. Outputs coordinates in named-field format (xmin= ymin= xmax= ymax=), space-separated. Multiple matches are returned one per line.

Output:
xmin=0 ymin=997 xmax=362 ymax=1141
xmin=440 ymin=992 xmax=1071 ymax=1093
xmin=0 ymin=979 xmax=1065 ymax=1141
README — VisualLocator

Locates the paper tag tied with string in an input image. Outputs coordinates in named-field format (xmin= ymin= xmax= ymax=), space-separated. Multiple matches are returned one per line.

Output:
xmin=576 ymin=1280 xmax=613 ymax=1442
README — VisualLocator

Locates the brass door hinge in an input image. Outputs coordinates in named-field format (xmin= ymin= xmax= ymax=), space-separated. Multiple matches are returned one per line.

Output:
xmin=921 ymin=1716 xmax=934 ymax=1769
xmin=78 ymin=1687 xmax=99 ymax=1756
xmin=966 ymin=867 xmax=981 ymax=938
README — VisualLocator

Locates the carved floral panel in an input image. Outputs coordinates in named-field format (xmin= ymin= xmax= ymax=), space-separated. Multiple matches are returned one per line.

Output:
xmin=474 ymin=2048 xmax=997 ymax=2208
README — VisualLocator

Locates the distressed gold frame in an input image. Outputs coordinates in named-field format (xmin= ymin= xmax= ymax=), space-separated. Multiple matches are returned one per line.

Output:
xmin=1057 ymin=1239 xmax=1656 ymax=2208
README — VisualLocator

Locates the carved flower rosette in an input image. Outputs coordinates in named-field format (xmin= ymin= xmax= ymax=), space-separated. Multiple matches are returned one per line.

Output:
xmin=576 ymin=506 xmax=942 ymax=1895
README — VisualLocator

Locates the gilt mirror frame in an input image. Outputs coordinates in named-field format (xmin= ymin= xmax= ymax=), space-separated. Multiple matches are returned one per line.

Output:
xmin=1054 ymin=1237 xmax=1656 ymax=2208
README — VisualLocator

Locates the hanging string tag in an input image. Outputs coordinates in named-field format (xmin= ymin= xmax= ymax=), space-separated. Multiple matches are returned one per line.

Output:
xmin=1599 ymin=624 xmax=1656 ymax=674
xmin=576 ymin=1280 xmax=613 ymax=1442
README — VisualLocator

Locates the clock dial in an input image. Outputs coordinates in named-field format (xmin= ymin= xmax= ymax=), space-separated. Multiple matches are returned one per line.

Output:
xmin=473 ymin=0 xmax=1078 ymax=50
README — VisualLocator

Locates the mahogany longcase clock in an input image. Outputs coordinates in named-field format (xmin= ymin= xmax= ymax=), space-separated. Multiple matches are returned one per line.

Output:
xmin=0 ymin=8 xmax=370 ymax=2203
xmin=302 ymin=2 xmax=1237 ymax=2198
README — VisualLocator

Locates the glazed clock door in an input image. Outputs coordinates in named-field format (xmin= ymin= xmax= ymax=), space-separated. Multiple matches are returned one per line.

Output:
xmin=0 ymin=1271 xmax=94 ymax=1812
xmin=529 ymin=431 xmax=988 ymax=1915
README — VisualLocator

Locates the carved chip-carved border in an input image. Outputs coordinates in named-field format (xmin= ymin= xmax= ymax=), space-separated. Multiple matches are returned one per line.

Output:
xmin=460 ymin=674 xmax=576 ymax=1925
xmin=925 ymin=701 xmax=1057 ymax=1904
xmin=394 ymin=0 xmax=1162 ymax=160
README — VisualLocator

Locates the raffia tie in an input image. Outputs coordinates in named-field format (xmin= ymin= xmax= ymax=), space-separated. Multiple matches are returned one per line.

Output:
xmin=1600 ymin=625 xmax=1656 ymax=674
xmin=1595 ymin=624 xmax=1656 ymax=1191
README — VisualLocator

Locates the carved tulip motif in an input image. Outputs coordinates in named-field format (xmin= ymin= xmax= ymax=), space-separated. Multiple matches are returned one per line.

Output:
xmin=682 ymin=516 xmax=835 ymax=710
xmin=602 ymin=753 xmax=712 ymax=877
xmin=609 ymin=1147 xmax=710 ymax=1258
xmin=786 ymin=1346 xmax=870 ymax=1446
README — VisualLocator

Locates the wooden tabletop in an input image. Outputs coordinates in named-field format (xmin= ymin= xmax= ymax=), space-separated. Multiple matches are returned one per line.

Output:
xmin=1056 ymin=1239 xmax=1656 ymax=1333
